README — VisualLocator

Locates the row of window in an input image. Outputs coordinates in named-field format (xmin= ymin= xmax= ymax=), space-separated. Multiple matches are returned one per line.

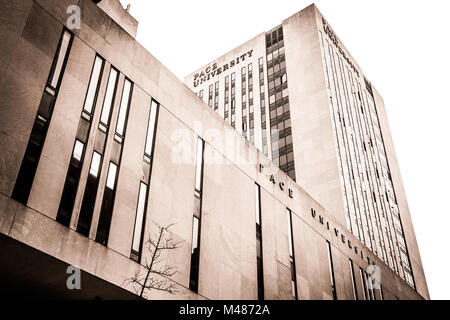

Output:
xmin=194 ymin=37 xmax=295 ymax=182
xmin=265 ymin=26 xmax=296 ymax=182
xmin=318 ymin=30 xmax=415 ymax=289
xmin=12 ymin=28 xmax=163 ymax=263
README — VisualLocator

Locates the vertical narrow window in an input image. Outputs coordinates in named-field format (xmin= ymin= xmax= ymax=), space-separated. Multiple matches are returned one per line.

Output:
xmin=326 ymin=241 xmax=337 ymax=300
xmin=214 ymin=81 xmax=219 ymax=111
xmin=194 ymin=137 xmax=204 ymax=197
xmin=144 ymin=100 xmax=159 ymax=162
xmin=49 ymin=31 xmax=72 ymax=89
xmin=231 ymin=72 xmax=236 ymax=128
xmin=56 ymin=140 xmax=85 ymax=226
xmin=57 ymin=55 xmax=105 ymax=226
xmin=189 ymin=216 xmax=200 ymax=292
xmin=380 ymin=285 xmax=384 ymax=300
xmin=349 ymin=259 xmax=358 ymax=300
xmin=76 ymin=151 xmax=102 ymax=236
xmin=12 ymin=29 xmax=73 ymax=204
xmin=130 ymin=99 xmax=160 ymax=262
xmin=366 ymin=271 xmax=376 ymax=300
xmin=190 ymin=138 xmax=204 ymax=292
xmin=241 ymin=66 xmax=247 ymax=137
xmin=114 ymin=78 xmax=133 ymax=143
xmin=360 ymin=267 xmax=368 ymax=300
xmin=286 ymin=208 xmax=298 ymax=300
xmin=99 ymin=67 xmax=119 ymax=131
xmin=131 ymin=182 xmax=148 ymax=262
xmin=82 ymin=56 xmax=104 ymax=117
xmin=95 ymin=162 xmax=118 ymax=245
xmin=208 ymin=84 xmax=213 ymax=108
xmin=224 ymin=76 xmax=230 ymax=121
xmin=255 ymin=184 xmax=264 ymax=300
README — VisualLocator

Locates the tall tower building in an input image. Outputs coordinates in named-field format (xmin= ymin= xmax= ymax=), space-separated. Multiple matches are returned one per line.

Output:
xmin=185 ymin=4 xmax=427 ymax=297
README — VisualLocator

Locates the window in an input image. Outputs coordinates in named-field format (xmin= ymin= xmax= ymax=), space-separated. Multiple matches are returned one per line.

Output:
xmin=131 ymin=182 xmax=148 ymax=262
xmin=286 ymin=208 xmax=298 ymax=300
xmin=83 ymin=56 xmax=104 ymax=116
xmin=12 ymin=29 xmax=73 ymax=205
xmin=89 ymin=151 xmax=101 ymax=177
xmin=144 ymin=100 xmax=159 ymax=161
xmin=77 ymin=151 xmax=102 ymax=236
xmin=194 ymin=138 xmax=204 ymax=197
xmin=57 ymin=53 xmax=105 ymax=227
xmin=50 ymin=30 xmax=72 ymax=89
xmin=208 ymin=84 xmax=213 ymax=108
xmin=130 ymin=99 xmax=160 ymax=261
xmin=56 ymin=140 xmax=85 ymax=226
xmin=255 ymin=184 xmax=264 ymax=300
xmin=114 ymin=78 xmax=133 ymax=142
xmin=105 ymin=162 xmax=117 ymax=189
xmin=360 ymin=267 xmax=368 ymax=300
xmin=214 ymin=81 xmax=219 ymax=111
xmin=365 ymin=271 xmax=375 ymax=300
xmin=349 ymin=259 xmax=358 ymax=300
xmin=73 ymin=140 xmax=84 ymax=161
xmin=231 ymin=72 xmax=236 ymax=128
xmin=189 ymin=216 xmax=201 ymax=292
xmin=190 ymin=137 xmax=204 ymax=292
xmin=99 ymin=67 xmax=119 ymax=130
xmin=327 ymin=241 xmax=337 ymax=300
xmin=96 ymin=162 xmax=118 ymax=245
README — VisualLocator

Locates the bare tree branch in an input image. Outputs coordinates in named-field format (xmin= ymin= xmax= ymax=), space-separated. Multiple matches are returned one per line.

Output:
xmin=125 ymin=222 xmax=184 ymax=299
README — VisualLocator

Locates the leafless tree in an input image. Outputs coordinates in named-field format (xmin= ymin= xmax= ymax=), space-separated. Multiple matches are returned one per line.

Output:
xmin=125 ymin=223 xmax=183 ymax=299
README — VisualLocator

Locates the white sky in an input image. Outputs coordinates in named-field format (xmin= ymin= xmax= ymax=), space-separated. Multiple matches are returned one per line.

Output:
xmin=119 ymin=0 xmax=450 ymax=300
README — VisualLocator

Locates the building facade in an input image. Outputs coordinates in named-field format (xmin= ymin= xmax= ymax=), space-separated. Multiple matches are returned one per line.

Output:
xmin=0 ymin=0 xmax=428 ymax=300
xmin=185 ymin=4 xmax=428 ymax=299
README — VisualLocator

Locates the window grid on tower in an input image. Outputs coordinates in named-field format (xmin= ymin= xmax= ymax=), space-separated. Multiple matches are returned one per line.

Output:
xmin=318 ymin=28 xmax=415 ymax=289
xmin=248 ymin=63 xmax=255 ymax=144
xmin=266 ymin=25 xmax=295 ymax=181
xmin=231 ymin=72 xmax=236 ymax=128
xmin=259 ymin=57 xmax=269 ymax=157
xmin=224 ymin=75 xmax=230 ymax=122
xmin=241 ymin=66 xmax=248 ymax=138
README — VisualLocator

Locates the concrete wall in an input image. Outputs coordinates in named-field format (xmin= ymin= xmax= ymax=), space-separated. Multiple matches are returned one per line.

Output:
xmin=98 ymin=0 xmax=138 ymax=38
xmin=0 ymin=0 xmax=426 ymax=300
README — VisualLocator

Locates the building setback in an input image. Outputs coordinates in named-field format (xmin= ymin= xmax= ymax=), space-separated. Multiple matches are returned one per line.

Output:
xmin=0 ymin=0 xmax=428 ymax=300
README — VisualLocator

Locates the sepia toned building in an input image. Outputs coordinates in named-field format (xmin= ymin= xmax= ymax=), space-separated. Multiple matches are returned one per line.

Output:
xmin=0 ymin=0 xmax=428 ymax=300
